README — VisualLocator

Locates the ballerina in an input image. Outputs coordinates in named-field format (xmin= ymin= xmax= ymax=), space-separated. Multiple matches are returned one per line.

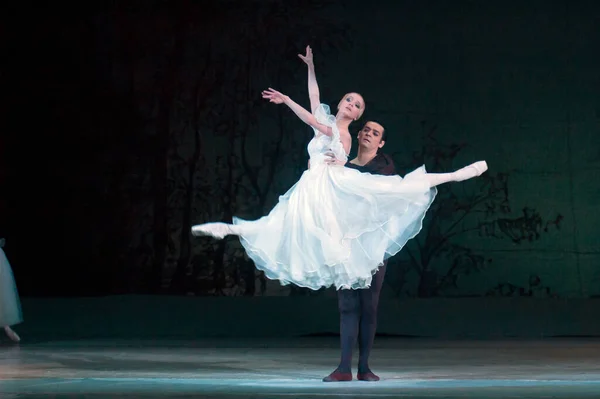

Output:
xmin=0 ymin=238 xmax=22 ymax=343
xmin=192 ymin=47 xmax=487 ymax=291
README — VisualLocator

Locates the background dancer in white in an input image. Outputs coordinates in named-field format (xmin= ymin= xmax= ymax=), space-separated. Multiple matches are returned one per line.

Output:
xmin=0 ymin=238 xmax=22 ymax=343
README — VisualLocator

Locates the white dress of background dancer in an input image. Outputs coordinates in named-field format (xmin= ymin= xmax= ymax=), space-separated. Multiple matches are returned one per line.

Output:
xmin=192 ymin=47 xmax=487 ymax=291
xmin=0 ymin=238 xmax=22 ymax=342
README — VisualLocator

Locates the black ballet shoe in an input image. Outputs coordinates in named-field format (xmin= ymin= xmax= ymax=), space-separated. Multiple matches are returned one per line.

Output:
xmin=357 ymin=370 xmax=380 ymax=381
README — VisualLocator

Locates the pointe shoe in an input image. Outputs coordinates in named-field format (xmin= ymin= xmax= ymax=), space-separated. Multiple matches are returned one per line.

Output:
xmin=322 ymin=369 xmax=353 ymax=382
xmin=4 ymin=326 xmax=20 ymax=343
xmin=191 ymin=223 xmax=233 ymax=239
xmin=454 ymin=160 xmax=488 ymax=182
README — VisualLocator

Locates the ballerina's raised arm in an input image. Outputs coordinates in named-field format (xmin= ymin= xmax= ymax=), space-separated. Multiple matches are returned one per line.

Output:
xmin=298 ymin=45 xmax=321 ymax=114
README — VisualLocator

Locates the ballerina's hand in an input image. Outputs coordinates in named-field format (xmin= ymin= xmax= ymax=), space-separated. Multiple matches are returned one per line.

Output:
xmin=298 ymin=45 xmax=313 ymax=66
xmin=262 ymin=88 xmax=287 ymax=104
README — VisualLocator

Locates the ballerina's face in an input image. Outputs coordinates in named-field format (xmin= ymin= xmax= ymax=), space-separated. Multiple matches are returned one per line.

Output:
xmin=337 ymin=92 xmax=365 ymax=121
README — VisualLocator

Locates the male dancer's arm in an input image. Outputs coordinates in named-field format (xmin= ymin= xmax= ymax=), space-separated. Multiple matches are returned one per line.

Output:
xmin=372 ymin=153 xmax=397 ymax=176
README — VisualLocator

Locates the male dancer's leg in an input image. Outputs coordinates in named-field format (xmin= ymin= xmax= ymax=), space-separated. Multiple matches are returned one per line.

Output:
xmin=356 ymin=262 xmax=387 ymax=381
xmin=322 ymin=289 xmax=360 ymax=382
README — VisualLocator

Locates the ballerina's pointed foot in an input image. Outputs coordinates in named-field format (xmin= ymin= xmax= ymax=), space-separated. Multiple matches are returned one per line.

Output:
xmin=191 ymin=223 xmax=234 ymax=239
xmin=454 ymin=160 xmax=488 ymax=182
xmin=4 ymin=326 xmax=20 ymax=343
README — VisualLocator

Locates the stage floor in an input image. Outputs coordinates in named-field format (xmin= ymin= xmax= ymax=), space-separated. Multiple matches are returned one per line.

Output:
xmin=1 ymin=337 xmax=600 ymax=398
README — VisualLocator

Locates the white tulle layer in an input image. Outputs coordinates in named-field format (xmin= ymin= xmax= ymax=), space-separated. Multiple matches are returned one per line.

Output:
xmin=233 ymin=164 xmax=437 ymax=290
xmin=0 ymin=248 xmax=23 ymax=327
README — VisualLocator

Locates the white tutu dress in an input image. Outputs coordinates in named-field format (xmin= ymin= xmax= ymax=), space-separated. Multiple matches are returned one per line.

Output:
xmin=228 ymin=104 xmax=437 ymax=290
xmin=0 ymin=239 xmax=23 ymax=327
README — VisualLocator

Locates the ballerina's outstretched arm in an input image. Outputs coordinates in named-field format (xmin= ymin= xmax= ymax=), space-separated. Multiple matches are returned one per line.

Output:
xmin=262 ymin=88 xmax=333 ymax=137
xmin=298 ymin=45 xmax=321 ymax=114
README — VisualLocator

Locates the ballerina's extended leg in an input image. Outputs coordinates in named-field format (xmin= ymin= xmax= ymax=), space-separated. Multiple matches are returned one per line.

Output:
xmin=191 ymin=223 xmax=241 ymax=239
xmin=425 ymin=160 xmax=488 ymax=188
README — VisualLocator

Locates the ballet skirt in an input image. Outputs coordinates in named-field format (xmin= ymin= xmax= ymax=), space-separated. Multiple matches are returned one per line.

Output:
xmin=0 ymin=241 xmax=23 ymax=327
xmin=232 ymin=104 xmax=437 ymax=290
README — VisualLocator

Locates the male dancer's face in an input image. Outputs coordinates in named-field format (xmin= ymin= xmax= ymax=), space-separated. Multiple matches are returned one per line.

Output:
xmin=357 ymin=122 xmax=385 ymax=153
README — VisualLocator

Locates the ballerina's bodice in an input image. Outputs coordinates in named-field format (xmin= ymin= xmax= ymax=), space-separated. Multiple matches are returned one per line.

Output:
xmin=307 ymin=104 xmax=348 ymax=166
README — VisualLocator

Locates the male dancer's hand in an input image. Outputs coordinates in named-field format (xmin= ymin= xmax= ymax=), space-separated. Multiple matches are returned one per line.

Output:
xmin=324 ymin=152 xmax=346 ymax=166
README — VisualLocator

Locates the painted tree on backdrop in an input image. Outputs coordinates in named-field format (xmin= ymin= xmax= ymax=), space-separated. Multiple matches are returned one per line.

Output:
xmin=103 ymin=2 xmax=190 ymax=294
xmin=106 ymin=2 xmax=237 ymax=293
xmin=384 ymin=121 xmax=564 ymax=298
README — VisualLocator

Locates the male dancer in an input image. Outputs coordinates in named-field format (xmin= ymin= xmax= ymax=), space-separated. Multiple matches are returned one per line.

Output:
xmin=323 ymin=120 xmax=394 ymax=382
